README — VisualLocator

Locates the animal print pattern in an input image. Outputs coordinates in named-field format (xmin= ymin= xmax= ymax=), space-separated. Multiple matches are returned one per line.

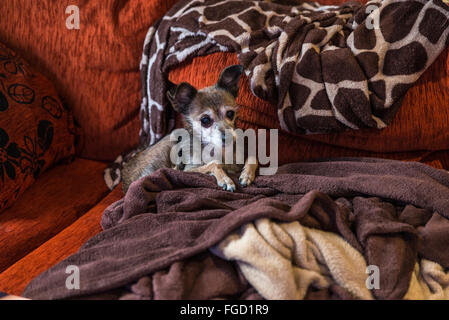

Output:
xmin=105 ymin=0 xmax=449 ymax=189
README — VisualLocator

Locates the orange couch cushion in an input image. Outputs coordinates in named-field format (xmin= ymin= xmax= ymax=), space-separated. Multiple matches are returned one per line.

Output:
xmin=0 ymin=42 xmax=76 ymax=213
xmin=169 ymin=49 xmax=449 ymax=165
xmin=0 ymin=158 xmax=110 ymax=273
xmin=0 ymin=186 xmax=123 ymax=296
xmin=0 ymin=0 xmax=178 ymax=161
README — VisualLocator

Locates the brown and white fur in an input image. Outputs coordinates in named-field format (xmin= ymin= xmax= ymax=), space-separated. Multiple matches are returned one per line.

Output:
xmin=122 ymin=65 xmax=258 ymax=194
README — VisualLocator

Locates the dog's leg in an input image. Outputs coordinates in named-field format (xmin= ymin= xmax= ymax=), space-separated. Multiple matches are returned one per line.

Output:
xmin=187 ymin=160 xmax=236 ymax=192
xmin=239 ymin=155 xmax=258 ymax=187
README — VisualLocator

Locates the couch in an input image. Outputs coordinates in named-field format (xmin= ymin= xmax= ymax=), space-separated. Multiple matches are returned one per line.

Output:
xmin=0 ymin=0 xmax=448 ymax=297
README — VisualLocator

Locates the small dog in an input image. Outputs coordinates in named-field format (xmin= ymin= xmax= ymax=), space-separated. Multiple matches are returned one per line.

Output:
xmin=122 ymin=65 xmax=258 ymax=193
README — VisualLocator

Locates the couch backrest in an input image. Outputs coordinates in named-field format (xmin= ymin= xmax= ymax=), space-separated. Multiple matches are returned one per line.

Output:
xmin=0 ymin=0 xmax=178 ymax=161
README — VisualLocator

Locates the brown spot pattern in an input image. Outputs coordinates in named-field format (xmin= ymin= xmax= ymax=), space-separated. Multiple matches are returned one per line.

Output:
xmin=383 ymin=42 xmax=428 ymax=76
xmin=380 ymin=2 xmax=424 ymax=43
xmin=419 ymin=8 xmax=449 ymax=44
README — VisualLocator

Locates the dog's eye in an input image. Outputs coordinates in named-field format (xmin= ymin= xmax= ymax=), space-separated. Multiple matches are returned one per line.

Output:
xmin=226 ymin=110 xmax=235 ymax=120
xmin=200 ymin=115 xmax=213 ymax=128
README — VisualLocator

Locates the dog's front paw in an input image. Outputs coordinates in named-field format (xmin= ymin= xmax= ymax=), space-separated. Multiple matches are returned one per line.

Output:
xmin=239 ymin=169 xmax=255 ymax=187
xmin=216 ymin=174 xmax=236 ymax=192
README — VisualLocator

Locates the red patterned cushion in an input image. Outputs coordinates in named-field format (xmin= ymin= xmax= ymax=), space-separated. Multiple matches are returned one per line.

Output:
xmin=0 ymin=42 xmax=75 ymax=212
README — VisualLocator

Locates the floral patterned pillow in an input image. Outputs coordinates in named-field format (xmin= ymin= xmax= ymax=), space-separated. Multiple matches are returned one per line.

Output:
xmin=0 ymin=42 xmax=76 ymax=212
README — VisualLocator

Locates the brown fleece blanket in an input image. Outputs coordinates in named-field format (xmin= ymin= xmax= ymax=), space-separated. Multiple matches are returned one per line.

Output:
xmin=72 ymin=252 xmax=263 ymax=300
xmin=23 ymin=158 xmax=449 ymax=300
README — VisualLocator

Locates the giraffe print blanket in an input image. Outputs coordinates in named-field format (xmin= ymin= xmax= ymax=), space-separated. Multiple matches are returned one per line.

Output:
xmin=104 ymin=0 xmax=449 ymax=189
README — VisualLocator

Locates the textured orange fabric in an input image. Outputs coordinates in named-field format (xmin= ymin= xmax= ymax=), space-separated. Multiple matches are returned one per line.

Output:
xmin=0 ymin=0 xmax=178 ymax=161
xmin=0 ymin=158 xmax=109 ymax=273
xmin=0 ymin=186 xmax=123 ymax=296
xmin=169 ymin=49 xmax=449 ymax=165
xmin=0 ymin=42 xmax=75 ymax=213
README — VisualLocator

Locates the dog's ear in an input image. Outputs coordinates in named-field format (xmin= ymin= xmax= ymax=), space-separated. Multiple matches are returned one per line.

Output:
xmin=216 ymin=65 xmax=243 ymax=98
xmin=167 ymin=82 xmax=197 ymax=114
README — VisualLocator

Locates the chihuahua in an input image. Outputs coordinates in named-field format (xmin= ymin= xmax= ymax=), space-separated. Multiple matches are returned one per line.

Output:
xmin=122 ymin=65 xmax=258 ymax=193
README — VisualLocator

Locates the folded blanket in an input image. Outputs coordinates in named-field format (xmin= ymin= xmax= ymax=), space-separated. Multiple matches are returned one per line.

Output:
xmin=211 ymin=218 xmax=373 ymax=300
xmin=23 ymin=158 xmax=449 ymax=300
xmin=76 ymin=252 xmax=262 ymax=300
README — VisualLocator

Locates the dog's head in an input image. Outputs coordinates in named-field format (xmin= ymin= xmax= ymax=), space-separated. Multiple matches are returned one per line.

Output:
xmin=167 ymin=65 xmax=243 ymax=150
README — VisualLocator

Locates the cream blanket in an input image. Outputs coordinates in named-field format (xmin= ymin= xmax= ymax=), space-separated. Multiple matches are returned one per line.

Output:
xmin=405 ymin=260 xmax=449 ymax=300
xmin=212 ymin=218 xmax=449 ymax=300
xmin=211 ymin=218 xmax=373 ymax=300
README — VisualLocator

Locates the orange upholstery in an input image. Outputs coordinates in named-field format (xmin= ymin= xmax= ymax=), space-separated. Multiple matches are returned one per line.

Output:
xmin=0 ymin=159 xmax=109 ymax=272
xmin=0 ymin=186 xmax=124 ymax=296
xmin=0 ymin=0 xmax=178 ymax=161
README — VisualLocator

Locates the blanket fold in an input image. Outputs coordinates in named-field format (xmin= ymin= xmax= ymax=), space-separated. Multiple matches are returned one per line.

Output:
xmin=23 ymin=158 xmax=449 ymax=300
xmin=77 ymin=252 xmax=261 ymax=300
xmin=211 ymin=218 xmax=373 ymax=300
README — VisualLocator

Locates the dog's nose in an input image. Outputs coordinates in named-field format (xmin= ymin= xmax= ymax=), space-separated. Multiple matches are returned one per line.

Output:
xmin=221 ymin=132 xmax=227 ymax=143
